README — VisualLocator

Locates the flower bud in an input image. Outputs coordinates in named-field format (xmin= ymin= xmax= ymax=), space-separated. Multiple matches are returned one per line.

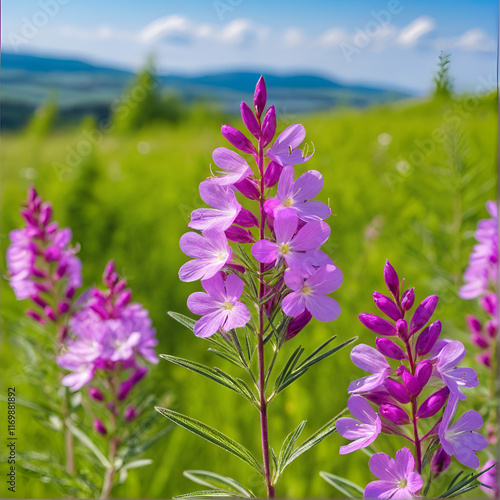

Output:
xmin=58 ymin=301 xmax=70 ymax=315
xmin=415 ymin=359 xmax=432 ymax=387
xmin=396 ymin=365 xmax=408 ymax=377
xmin=39 ymin=202 xmax=52 ymax=225
xmin=44 ymin=305 xmax=57 ymax=322
xmin=477 ymin=352 xmax=491 ymax=367
xmin=115 ymin=290 xmax=132 ymax=309
xmin=415 ymin=320 xmax=442 ymax=356
xmin=28 ymin=186 xmax=38 ymax=203
xmin=26 ymin=309 xmax=46 ymax=325
xmin=240 ymin=101 xmax=260 ymax=139
xmin=466 ymin=315 xmax=482 ymax=335
xmin=225 ymin=225 xmax=254 ymax=244
xmin=234 ymin=209 xmax=259 ymax=228
xmin=373 ymin=292 xmax=402 ymax=321
xmin=410 ymin=295 xmax=439 ymax=335
xmin=263 ymin=161 xmax=282 ymax=188
xmin=44 ymin=245 xmax=61 ymax=261
xmin=93 ymin=418 xmax=107 ymax=435
xmin=234 ymin=178 xmax=260 ymax=200
xmin=254 ymin=75 xmax=267 ymax=118
xmin=471 ymin=332 xmax=489 ymax=349
xmin=103 ymin=260 xmax=118 ymax=288
xmin=261 ymin=105 xmax=276 ymax=147
xmin=46 ymin=222 xmax=58 ymax=235
xmin=89 ymin=387 xmax=105 ymax=401
xmin=384 ymin=260 xmax=400 ymax=299
xmin=113 ymin=279 xmax=127 ymax=294
xmin=417 ymin=387 xmax=449 ymax=418
xmin=486 ymin=320 xmax=498 ymax=338
xmin=401 ymin=288 xmax=415 ymax=311
xmin=396 ymin=319 xmax=408 ymax=341
xmin=430 ymin=447 xmax=451 ymax=477
xmin=385 ymin=379 xmax=411 ymax=404
xmin=402 ymin=371 xmax=422 ymax=396
xmin=221 ymin=125 xmax=256 ymax=155
xmin=32 ymin=294 xmax=48 ymax=308
xmin=125 ymin=406 xmax=138 ymax=422
xmin=375 ymin=337 xmax=407 ymax=360
xmin=358 ymin=313 xmax=397 ymax=336
xmin=286 ymin=310 xmax=312 ymax=340
xmin=379 ymin=404 xmax=410 ymax=425
xmin=480 ymin=292 xmax=497 ymax=316
xmin=363 ymin=391 xmax=396 ymax=406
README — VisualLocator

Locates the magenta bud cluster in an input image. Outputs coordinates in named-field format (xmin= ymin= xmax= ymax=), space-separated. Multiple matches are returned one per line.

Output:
xmin=337 ymin=259 xmax=486 ymax=491
xmin=6 ymin=187 xmax=82 ymax=327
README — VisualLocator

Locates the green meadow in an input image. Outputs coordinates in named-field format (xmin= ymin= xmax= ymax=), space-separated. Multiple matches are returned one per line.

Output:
xmin=0 ymin=87 xmax=497 ymax=498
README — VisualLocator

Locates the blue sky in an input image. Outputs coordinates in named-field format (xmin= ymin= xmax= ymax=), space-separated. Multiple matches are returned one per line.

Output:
xmin=2 ymin=0 xmax=498 ymax=93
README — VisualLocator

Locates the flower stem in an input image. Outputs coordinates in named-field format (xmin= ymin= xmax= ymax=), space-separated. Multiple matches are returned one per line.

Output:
xmin=405 ymin=339 xmax=422 ymax=473
xmin=257 ymin=136 xmax=275 ymax=499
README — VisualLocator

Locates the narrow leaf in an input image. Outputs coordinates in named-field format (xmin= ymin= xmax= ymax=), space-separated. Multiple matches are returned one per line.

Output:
xmin=274 ymin=346 xmax=304 ymax=390
xmin=67 ymin=423 xmax=111 ymax=468
xmin=168 ymin=311 xmax=196 ymax=332
xmin=320 ymin=472 xmax=364 ymax=498
xmin=277 ymin=421 xmax=307 ymax=477
xmin=183 ymin=470 xmax=255 ymax=498
xmin=155 ymin=407 xmax=263 ymax=475
xmin=301 ymin=335 xmax=338 ymax=364
xmin=208 ymin=348 xmax=245 ymax=368
xmin=174 ymin=489 xmax=242 ymax=498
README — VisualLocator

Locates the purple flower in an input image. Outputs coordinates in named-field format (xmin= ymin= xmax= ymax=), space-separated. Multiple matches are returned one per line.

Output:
xmin=252 ymin=209 xmax=330 ymax=273
xmin=189 ymin=180 xmax=242 ymax=232
xmin=179 ymin=230 xmax=232 ymax=282
xmin=187 ymin=272 xmax=251 ymax=338
xmin=263 ymin=166 xmax=330 ymax=222
xmin=282 ymin=264 xmax=342 ymax=321
xmin=348 ymin=344 xmax=391 ymax=394
xmin=409 ymin=295 xmax=439 ymax=336
xmin=438 ymin=393 xmax=487 ymax=468
xmin=337 ymin=395 xmax=381 ymax=454
xmin=358 ymin=313 xmax=397 ymax=336
xmin=211 ymin=147 xmax=252 ymax=186
xmin=266 ymin=124 xmax=313 ymax=166
xmin=364 ymin=447 xmax=423 ymax=499
xmin=434 ymin=340 xmax=478 ymax=400
xmin=459 ymin=201 xmax=498 ymax=299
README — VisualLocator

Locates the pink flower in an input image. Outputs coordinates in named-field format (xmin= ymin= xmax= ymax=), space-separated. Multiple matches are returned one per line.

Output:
xmin=282 ymin=264 xmax=342 ymax=321
xmin=266 ymin=124 xmax=313 ymax=166
xmin=337 ymin=395 xmax=381 ymax=454
xmin=348 ymin=344 xmax=391 ymax=394
xmin=263 ymin=165 xmax=330 ymax=222
xmin=211 ymin=147 xmax=252 ymax=186
xmin=364 ymin=447 xmax=423 ymax=499
xmin=187 ymin=272 xmax=251 ymax=338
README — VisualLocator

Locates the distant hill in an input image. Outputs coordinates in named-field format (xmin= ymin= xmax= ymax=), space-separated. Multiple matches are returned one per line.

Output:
xmin=0 ymin=52 xmax=412 ymax=130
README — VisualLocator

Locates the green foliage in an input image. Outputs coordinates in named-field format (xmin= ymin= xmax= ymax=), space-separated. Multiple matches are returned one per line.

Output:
xmin=25 ymin=94 xmax=58 ymax=138
xmin=433 ymin=52 xmax=453 ymax=99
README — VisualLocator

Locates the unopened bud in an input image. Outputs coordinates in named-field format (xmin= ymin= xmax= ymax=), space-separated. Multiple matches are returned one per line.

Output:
xmin=263 ymin=161 xmax=283 ymax=188
xmin=415 ymin=320 xmax=442 ymax=356
xmin=385 ymin=379 xmax=410 ymax=404
xmin=240 ymin=101 xmax=260 ymax=139
xmin=417 ymin=387 xmax=449 ymax=419
xmin=402 ymin=371 xmax=422 ymax=396
xmin=254 ymin=75 xmax=267 ymax=118
xmin=410 ymin=295 xmax=439 ymax=335
xmin=225 ymin=225 xmax=255 ymax=244
xmin=93 ymin=418 xmax=107 ymax=435
xmin=234 ymin=178 xmax=260 ymax=200
xmin=415 ymin=359 xmax=432 ymax=387
xmin=89 ymin=387 xmax=105 ymax=401
xmin=375 ymin=337 xmax=407 ymax=360
xmin=396 ymin=319 xmax=408 ymax=341
xmin=125 ymin=406 xmax=138 ymax=422
xmin=379 ymin=404 xmax=410 ymax=425
xmin=221 ymin=125 xmax=256 ymax=155
xmin=430 ymin=447 xmax=451 ymax=477
xmin=261 ymin=105 xmax=276 ymax=147
xmin=286 ymin=310 xmax=312 ymax=340
xmin=358 ymin=313 xmax=397 ymax=336
xmin=401 ymin=288 xmax=415 ymax=311
xmin=384 ymin=260 xmax=400 ymax=299
xmin=373 ymin=292 xmax=402 ymax=321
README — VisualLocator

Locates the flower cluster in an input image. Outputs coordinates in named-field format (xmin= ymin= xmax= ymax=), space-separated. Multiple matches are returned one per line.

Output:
xmin=7 ymin=187 xmax=82 ymax=337
xmin=57 ymin=261 xmax=158 ymax=429
xmin=336 ymin=260 xmax=487 ymax=499
xmin=459 ymin=201 xmax=498 ymax=368
xmin=179 ymin=76 xmax=342 ymax=338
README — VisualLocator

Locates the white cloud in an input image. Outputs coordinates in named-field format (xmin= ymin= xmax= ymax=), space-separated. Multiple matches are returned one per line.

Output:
xmin=282 ymin=27 xmax=305 ymax=48
xmin=397 ymin=16 xmax=436 ymax=47
xmin=455 ymin=28 xmax=496 ymax=52
xmin=317 ymin=28 xmax=349 ymax=47
xmin=219 ymin=19 xmax=268 ymax=46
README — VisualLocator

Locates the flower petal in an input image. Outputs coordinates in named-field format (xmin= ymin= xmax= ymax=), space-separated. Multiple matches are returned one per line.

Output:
xmin=274 ymin=208 xmax=299 ymax=244
xmin=305 ymin=294 xmax=340 ymax=322
xmin=187 ymin=292 xmax=219 ymax=315
xmin=296 ymin=200 xmax=331 ymax=221
xmin=277 ymin=165 xmax=295 ymax=201
xmin=251 ymin=240 xmax=279 ymax=263
xmin=293 ymin=169 xmax=323 ymax=200
xmin=364 ymin=481 xmax=399 ymax=499
xmin=348 ymin=395 xmax=379 ymax=424
xmin=395 ymin=447 xmax=415 ymax=478
xmin=194 ymin=310 xmax=226 ymax=338
xmin=224 ymin=273 xmax=245 ymax=302
xmin=451 ymin=410 xmax=484 ymax=433
xmin=223 ymin=301 xmax=251 ymax=331
xmin=282 ymin=291 xmax=306 ymax=317
xmin=351 ymin=344 xmax=390 ymax=374
xmin=291 ymin=220 xmax=330 ymax=251
xmin=369 ymin=453 xmax=399 ymax=481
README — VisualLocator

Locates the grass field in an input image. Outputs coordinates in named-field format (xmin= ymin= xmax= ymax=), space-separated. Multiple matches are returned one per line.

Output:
xmin=0 ymin=90 xmax=497 ymax=498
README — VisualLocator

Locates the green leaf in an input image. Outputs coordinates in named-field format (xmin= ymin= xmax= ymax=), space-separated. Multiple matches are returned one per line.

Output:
xmin=438 ymin=464 xmax=495 ymax=498
xmin=155 ymin=407 xmax=263 ymax=475
xmin=276 ymin=337 xmax=357 ymax=393
xmin=183 ymin=470 xmax=255 ymax=498
xmin=168 ymin=311 xmax=196 ymax=332
xmin=320 ymin=472 xmax=364 ymax=498
xmin=207 ymin=348 xmax=245 ymax=369
xmin=160 ymin=355 xmax=258 ymax=407
xmin=67 ymin=423 xmax=111 ymax=468
xmin=274 ymin=346 xmax=304 ymax=390
xmin=174 ymin=489 xmax=243 ymax=499
xmin=276 ymin=420 xmax=307 ymax=480
xmin=284 ymin=409 xmax=346 ymax=468
xmin=118 ymin=459 xmax=153 ymax=484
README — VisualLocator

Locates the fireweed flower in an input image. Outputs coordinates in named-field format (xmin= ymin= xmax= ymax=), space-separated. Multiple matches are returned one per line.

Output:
xmin=337 ymin=395 xmax=381 ymax=454
xmin=6 ymin=187 xmax=82 ymax=330
xmin=170 ymin=75 xmax=345 ymax=498
xmin=251 ymin=209 xmax=331 ymax=273
xmin=57 ymin=261 xmax=158 ymax=392
xmin=179 ymin=230 xmax=232 ymax=282
xmin=338 ymin=260 xmax=485 ymax=496
xmin=187 ymin=272 xmax=251 ymax=338
xmin=479 ymin=460 xmax=498 ymax=498
xmin=282 ymin=264 xmax=342 ymax=321
xmin=364 ymin=448 xmax=423 ymax=499
xmin=263 ymin=165 xmax=331 ymax=222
